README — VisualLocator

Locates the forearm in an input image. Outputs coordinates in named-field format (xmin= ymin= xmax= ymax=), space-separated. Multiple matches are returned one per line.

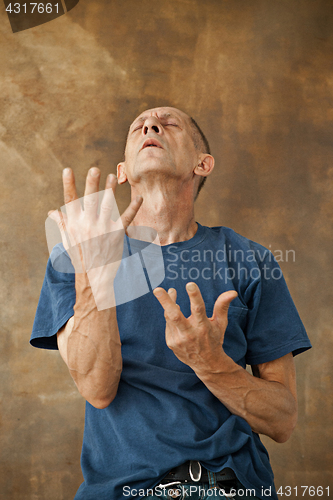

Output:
xmin=67 ymin=272 xmax=122 ymax=409
xmin=195 ymin=353 xmax=297 ymax=443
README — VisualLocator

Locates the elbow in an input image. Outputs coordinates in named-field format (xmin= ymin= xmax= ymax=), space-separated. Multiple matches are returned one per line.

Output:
xmin=73 ymin=365 xmax=122 ymax=409
xmin=90 ymin=397 xmax=114 ymax=410
xmin=273 ymin=430 xmax=292 ymax=444
xmin=272 ymin=411 xmax=298 ymax=444
xmin=80 ymin=376 xmax=121 ymax=409
xmin=87 ymin=387 xmax=119 ymax=409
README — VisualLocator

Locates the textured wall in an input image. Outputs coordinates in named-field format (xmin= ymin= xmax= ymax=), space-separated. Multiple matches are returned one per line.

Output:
xmin=0 ymin=0 xmax=332 ymax=498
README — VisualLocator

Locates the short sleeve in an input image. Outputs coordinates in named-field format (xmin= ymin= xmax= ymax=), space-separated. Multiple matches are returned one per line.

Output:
xmin=244 ymin=250 xmax=312 ymax=365
xmin=30 ymin=244 xmax=76 ymax=350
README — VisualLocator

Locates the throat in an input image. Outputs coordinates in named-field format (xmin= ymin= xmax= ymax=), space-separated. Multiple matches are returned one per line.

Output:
xmin=132 ymin=194 xmax=197 ymax=245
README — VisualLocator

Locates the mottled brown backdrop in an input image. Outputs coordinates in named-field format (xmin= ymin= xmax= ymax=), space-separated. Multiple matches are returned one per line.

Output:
xmin=0 ymin=0 xmax=332 ymax=499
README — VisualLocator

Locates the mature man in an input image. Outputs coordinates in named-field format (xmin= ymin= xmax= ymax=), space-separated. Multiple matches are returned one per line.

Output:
xmin=31 ymin=107 xmax=311 ymax=500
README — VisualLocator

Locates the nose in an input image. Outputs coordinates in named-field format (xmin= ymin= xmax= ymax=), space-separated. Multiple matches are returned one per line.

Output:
xmin=142 ymin=117 xmax=162 ymax=136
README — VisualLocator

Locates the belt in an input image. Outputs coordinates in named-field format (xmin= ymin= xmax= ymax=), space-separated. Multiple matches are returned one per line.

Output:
xmin=161 ymin=460 xmax=236 ymax=484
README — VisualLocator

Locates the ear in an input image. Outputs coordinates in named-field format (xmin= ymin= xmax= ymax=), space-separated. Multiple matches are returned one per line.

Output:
xmin=194 ymin=154 xmax=215 ymax=178
xmin=117 ymin=162 xmax=128 ymax=184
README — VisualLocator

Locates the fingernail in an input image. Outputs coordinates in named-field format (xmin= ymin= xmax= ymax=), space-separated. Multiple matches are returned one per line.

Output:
xmin=153 ymin=288 xmax=163 ymax=297
xmin=90 ymin=167 xmax=100 ymax=177
xmin=136 ymin=195 xmax=143 ymax=203
xmin=63 ymin=168 xmax=71 ymax=176
xmin=108 ymin=174 xmax=116 ymax=181
xmin=187 ymin=282 xmax=196 ymax=291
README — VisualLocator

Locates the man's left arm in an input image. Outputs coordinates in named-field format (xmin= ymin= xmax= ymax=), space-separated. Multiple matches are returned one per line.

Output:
xmin=153 ymin=283 xmax=297 ymax=444
xmin=195 ymin=351 xmax=297 ymax=444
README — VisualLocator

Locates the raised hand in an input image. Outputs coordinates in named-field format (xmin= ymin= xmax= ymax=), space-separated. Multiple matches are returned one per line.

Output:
xmin=49 ymin=167 xmax=143 ymax=309
xmin=153 ymin=282 xmax=237 ymax=373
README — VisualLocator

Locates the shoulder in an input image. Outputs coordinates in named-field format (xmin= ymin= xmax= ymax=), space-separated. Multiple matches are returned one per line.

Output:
xmin=30 ymin=245 xmax=76 ymax=350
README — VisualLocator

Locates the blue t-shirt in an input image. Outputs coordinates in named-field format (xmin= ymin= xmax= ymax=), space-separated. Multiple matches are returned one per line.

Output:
xmin=30 ymin=224 xmax=311 ymax=500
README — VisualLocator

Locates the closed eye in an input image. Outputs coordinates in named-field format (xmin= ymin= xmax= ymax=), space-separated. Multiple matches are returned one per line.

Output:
xmin=132 ymin=125 xmax=143 ymax=132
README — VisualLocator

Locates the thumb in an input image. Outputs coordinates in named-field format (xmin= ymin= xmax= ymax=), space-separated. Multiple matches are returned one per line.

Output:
xmin=212 ymin=290 xmax=238 ymax=326
xmin=47 ymin=210 xmax=69 ymax=249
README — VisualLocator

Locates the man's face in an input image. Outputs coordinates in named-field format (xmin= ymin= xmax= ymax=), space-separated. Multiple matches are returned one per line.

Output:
xmin=118 ymin=107 xmax=200 ymax=186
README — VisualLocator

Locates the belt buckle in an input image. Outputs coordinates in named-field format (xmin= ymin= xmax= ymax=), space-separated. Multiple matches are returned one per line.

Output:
xmin=222 ymin=490 xmax=236 ymax=498
xmin=189 ymin=460 xmax=202 ymax=482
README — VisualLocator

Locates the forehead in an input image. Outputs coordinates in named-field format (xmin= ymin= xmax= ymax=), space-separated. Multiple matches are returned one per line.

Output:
xmin=130 ymin=107 xmax=191 ymax=127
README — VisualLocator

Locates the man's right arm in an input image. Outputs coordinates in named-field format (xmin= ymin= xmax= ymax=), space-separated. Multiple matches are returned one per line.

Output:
xmin=52 ymin=167 xmax=143 ymax=409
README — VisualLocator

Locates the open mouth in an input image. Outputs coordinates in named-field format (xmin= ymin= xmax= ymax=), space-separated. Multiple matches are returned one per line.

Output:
xmin=141 ymin=138 xmax=163 ymax=150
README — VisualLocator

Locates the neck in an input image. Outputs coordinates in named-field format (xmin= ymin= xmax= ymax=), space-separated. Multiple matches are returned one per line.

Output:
xmin=129 ymin=181 xmax=197 ymax=246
